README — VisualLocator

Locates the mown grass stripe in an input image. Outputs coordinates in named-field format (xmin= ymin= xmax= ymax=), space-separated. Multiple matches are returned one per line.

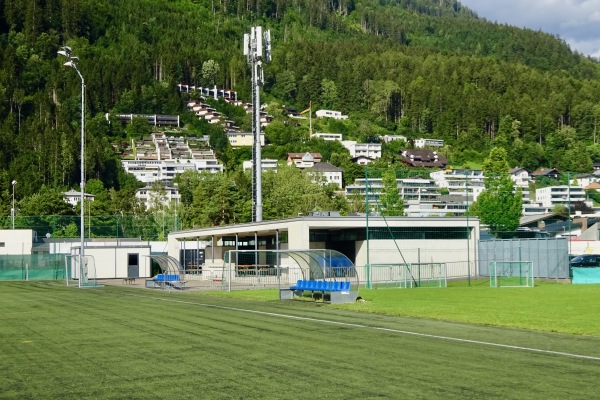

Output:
xmin=128 ymin=293 xmax=600 ymax=362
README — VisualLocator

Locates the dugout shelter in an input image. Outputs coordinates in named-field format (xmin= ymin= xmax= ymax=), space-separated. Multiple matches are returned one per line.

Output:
xmin=167 ymin=215 xmax=480 ymax=283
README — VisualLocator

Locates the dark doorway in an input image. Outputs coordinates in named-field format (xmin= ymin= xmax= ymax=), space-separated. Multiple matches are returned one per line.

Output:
xmin=127 ymin=253 xmax=139 ymax=278
xmin=325 ymin=240 xmax=356 ymax=264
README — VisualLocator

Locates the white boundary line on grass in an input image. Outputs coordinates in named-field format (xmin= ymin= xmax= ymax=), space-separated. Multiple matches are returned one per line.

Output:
xmin=127 ymin=294 xmax=600 ymax=362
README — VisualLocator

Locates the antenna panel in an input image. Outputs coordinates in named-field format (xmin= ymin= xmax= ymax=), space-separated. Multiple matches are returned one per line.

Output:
xmin=243 ymin=33 xmax=249 ymax=55
xmin=264 ymin=30 xmax=272 ymax=62
xmin=256 ymin=26 xmax=263 ymax=57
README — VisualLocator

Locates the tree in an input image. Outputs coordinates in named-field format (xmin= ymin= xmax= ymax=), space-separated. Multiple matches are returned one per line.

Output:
xmin=125 ymin=117 xmax=152 ymax=140
xmin=379 ymin=170 xmax=403 ymax=216
xmin=471 ymin=148 xmax=522 ymax=236
xmin=482 ymin=147 xmax=510 ymax=173
xmin=262 ymin=166 xmax=338 ymax=219
xmin=201 ymin=60 xmax=220 ymax=86
xmin=185 ymin=172 xmax=244 ymax=228
xmin=320 ymin=78 xmax=338 ymax=109
xmin=272 ymin=70 xmax=297 ymax=102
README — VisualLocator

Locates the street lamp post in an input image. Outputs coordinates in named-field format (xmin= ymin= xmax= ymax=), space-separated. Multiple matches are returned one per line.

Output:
xmin=11 ymin=180 xmax=16 ymax=229
xmin=58 ymin=46 xmax=85 ymax=287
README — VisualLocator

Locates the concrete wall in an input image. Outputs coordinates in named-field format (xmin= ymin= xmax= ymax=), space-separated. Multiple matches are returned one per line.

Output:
xmin=354 ymin=238 xmax=476 ymax=267
xmin=0 ymin=229 xmax=33 ymax=255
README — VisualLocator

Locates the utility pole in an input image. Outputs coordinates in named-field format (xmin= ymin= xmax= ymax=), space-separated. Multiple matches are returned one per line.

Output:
xmin=244 ymin=26 xmax=271 ymax=222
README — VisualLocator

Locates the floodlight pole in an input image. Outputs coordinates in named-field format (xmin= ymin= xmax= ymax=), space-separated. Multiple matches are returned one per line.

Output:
xmin=58 ymin=46 xmax=85 ymax=287
xmin=244 ymin=27 xmax=271 ymax=222
xmin=465 ymin=170 xmax=471 ymax=287
xmin=11 ymin=180 xmax=16 ymax=229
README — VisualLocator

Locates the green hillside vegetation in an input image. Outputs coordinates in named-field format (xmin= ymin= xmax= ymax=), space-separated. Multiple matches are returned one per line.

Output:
xmin=1 ymin=0 xmax=600 ymax=229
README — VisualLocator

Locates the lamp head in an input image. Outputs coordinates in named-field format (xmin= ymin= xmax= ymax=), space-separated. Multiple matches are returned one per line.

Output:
xmin=61 ymin=45 xmax=72 ymax=52
xmin=57 ymin=50 xmax=70 ymax=58
xmin=63 ymin=61 xmax=77 ymax=69
xmin=11 ymin=180 xmax=16 ymax=185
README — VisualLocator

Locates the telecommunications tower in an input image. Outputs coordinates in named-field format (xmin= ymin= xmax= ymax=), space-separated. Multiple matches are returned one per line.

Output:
xmin=244 ymin=26 xmax=271 ymax=222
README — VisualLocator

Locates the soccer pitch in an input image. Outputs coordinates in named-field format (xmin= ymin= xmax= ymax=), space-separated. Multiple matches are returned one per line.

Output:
xmin=1 ymin=282 xmax=600 ymax=399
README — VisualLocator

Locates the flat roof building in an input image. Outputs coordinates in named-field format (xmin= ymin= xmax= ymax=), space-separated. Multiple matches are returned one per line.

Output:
xmin=167 ymin=216 xmax=479 ymax=282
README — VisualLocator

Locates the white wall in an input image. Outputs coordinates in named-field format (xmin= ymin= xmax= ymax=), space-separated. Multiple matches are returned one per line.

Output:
xmin=70 ymin=246 xmax=151 ymax=279
xmin=354 ymin=238 xmax=477 ymax=267
xmin=0 ymin=229 xmax=33 ymax=255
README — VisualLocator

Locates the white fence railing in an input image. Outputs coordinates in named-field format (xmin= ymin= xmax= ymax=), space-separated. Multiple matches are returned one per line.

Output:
xmin=181 ymin=260 xmax=477 ymax=292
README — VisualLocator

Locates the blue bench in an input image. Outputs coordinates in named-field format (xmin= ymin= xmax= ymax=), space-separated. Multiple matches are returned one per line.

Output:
xmin=290 ymin=280 xmax=350 ymax=292
xmin=147 ymin=273 xmax=186 ymax=290
xmin=153 ymin=274 xmax=180 ymax=282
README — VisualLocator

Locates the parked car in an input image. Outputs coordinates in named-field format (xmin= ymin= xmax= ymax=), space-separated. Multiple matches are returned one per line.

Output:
xmin=569 ymin=254 xmax=600 ymax=277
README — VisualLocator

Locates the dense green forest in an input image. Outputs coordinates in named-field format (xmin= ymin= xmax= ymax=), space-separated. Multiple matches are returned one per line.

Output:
xmin=1 ymin=0 xmax=600 ymax=232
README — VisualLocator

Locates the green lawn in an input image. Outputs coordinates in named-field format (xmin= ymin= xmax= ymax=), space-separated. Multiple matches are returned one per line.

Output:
xmin=1 ymin=281 xmax=599 ymax=399
xmin=205 ymin=280 xmax=600 ymax=336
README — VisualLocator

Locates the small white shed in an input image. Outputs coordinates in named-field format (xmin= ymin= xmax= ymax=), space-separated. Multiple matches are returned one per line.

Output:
xmin=70 ymin=245 xmax=152 ymax=280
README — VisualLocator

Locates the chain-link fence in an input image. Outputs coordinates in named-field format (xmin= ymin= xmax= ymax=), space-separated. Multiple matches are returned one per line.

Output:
xmin=0 ymin=214 xmax=178 ymax=241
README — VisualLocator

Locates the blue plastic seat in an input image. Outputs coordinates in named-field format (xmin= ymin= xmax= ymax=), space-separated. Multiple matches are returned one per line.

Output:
xmin=307 ymin=280 xmax=317 ymax=290
xmin=341 ymin=281 xmax=350 ymax=291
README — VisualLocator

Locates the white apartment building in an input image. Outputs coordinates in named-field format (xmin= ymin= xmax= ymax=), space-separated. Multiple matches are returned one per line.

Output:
xmin=227 ymin=131 xmax=265 ymax=147
xmin=570 ymin=173 xmax=600 ymax=188
xmin=308 ymin=162 xmax=344 ymax=189
xmin=63 ymin=189 xmax=95 ymax=207
xmin=122 ymin=159 xmax=224 ymax=183
xmin=509 ymin=167 xmax=532 ymax=188
xmin=242 ymin=159 xmax=279 ymax=171
xmin=136 ymin=185 xmax=180 ymax=210
xmin=345 ymin=178 xmax=440 ymax=204
xmin=312 ymin=133 xmax=343 ymax=141
xmin=430 ymin=168 xmax=532 ymax=205
xmin=381 ymin=135 xmax=408 ymax=143
xmin=535 ymin=186 xmax=586 ymax=208
xmin=415 ymin=138 xmax=444 ymax=148
xmin=430 ymin=169 xmax=485 ymax=202
xmin=404 ymin=200 xmax=468 ymax=217
xmin=341 ymin=141 xmax=382 ymax=159
xmin=315 ymin=110 xmax=348 ymax=120
xmin=521 ymin=203 xmax=554 ymax=216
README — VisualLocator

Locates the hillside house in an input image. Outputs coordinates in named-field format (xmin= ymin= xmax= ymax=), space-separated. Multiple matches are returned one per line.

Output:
xmin=308 ymin=162 xmax=344 ymax=189
xmin=342 ymin=141 xmax=382 ymax=159
xmin=400 ymin=149 xmax=447 ymax=168
xmin=287 ymin=152 xmax=323 ymax=169
xmin=315 ymin=110 xmax=348 ymax=120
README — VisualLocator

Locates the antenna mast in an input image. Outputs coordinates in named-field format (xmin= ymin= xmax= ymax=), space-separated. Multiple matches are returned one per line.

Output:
xmin=244 ymin=26 xmax=271 ymax=222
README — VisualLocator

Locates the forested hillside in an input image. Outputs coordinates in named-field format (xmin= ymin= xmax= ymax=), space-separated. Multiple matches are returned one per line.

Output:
xmin=1 ymin=0 xmax=600 ymax=225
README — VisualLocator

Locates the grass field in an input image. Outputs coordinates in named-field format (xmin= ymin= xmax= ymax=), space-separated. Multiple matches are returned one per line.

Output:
xmin=1 ymin=281 xmax=600 ymax=399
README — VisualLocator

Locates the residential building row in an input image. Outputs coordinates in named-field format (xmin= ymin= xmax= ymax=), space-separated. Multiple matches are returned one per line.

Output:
xmin=120 ymin=133 xmax=224 ymax=185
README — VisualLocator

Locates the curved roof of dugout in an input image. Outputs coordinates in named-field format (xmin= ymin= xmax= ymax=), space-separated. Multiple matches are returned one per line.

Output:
xmin=281 ymin=250 xmax=358 ymax=284
xmin=149 ymin=255 xmax=184 ymax=275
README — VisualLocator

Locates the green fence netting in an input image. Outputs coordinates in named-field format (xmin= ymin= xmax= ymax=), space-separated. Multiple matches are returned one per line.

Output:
xmin=0 ymin=254 xmax=67 ymax=281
